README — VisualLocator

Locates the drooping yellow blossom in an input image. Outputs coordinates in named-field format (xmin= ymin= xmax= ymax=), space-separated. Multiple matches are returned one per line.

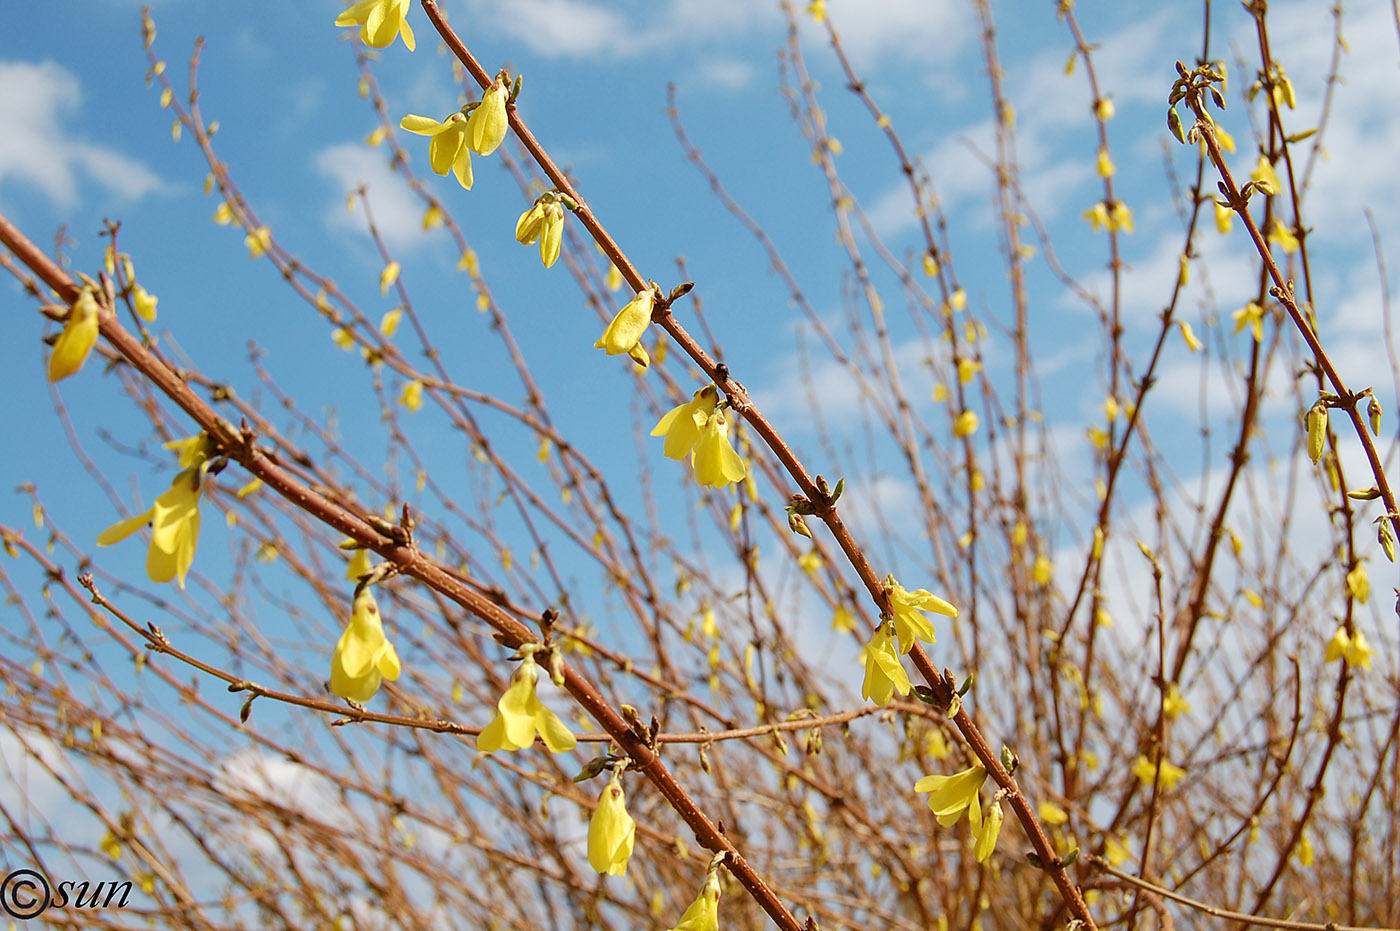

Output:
xmin=345 ymin=546 xmax=372 ymax=581
xmin=1296 ymin=831 xmax=1314 ymax=867
xmin=1232 ymin=301 xmax=1265 ymax=341
xmin=915 ymin=763 xmax=987 ymax=829
xmin=832 ymin=604 xmax=855 ymax=633
xmin=400 ymin=113 xmax=473 ymax=189
xmin=595 ymin=287 xmax=657 ymax=357
xmin=588 ymin=772 xmax=636 ymax=876
xmin=953 ymin=410 xmax=980 ymax=438
xmin=1109 ymin=201 xmax=1133 ymax=233
xmin=861 ymin=622 xmax=910 ymax=705
xmin=1032 ymin=553 xmax=1053 ymax=586
xmin=399 ymin=379 xmax=423 ymax=412
xmin=1268 ymin=219 xmax=1299 ymax=254
xmin=48 ymin=286 xmax=101 ymax=381
xmin=1162 ymin=684 xmax=1190 ymax=719
xmin=132 ymin=284 xmax=158 ymax=322
xmin=380 ymin=308 xmax=402 ymax=336
xmin=976 ymin=798 xmax=1003 ymax=863
xmin=1131 ymin=754 xmax=1186 ymax=791
xmin=245 ymin=226 xmax=271 ymax=258
xmin=1214 ymin=200 xmax=1234 ymax=233
xmin=1324 ymin=625 xmax=1373 ymax=670
xmin=1039 ymin=800 xmax=1069 ymax=825
xmin=884 ymin=575 xmax=957 ymax=654
xmin=1251 ymin=155 xmax=1280 ymax=196
xmin=691 ymin=410 xmax=747 ymax=488
xmin=806 ymin=0 xmax=826 ymax=23
xmin=667 ymin=868 xmax=721 ymax=931
xmin=515 ymin=197 xmax=566 ymax=268
xmin=100 ymin=829 xmax=122 ymax=860
xmin=1346 ymin=563 xmax=1369 ymax=604
xmin=329 ymin=587 xmax=401 ymax=703
xmin=1082 ymin=201 xmax=1110 ymax=232
xmin=1180 ymin=320 xmax=1203 ymax=352
xmin=478 ymin=653 xmax=578 ymax=753
xmin=1096 ymin=147 xmax=1115 ymax=177
xmin=379 ymin=260 xmax=400 ymax=295
xmin=652 ymin=385 xmax=719 ymax=460
xmin=467 ymin=84 xmax=509 ymax=156
xmin=1093 ymin=97 xmax=1115 ymax=121
xmin=334 ymin=0 xmax=415 ymax=52
xmin=97 ymin=435 xmax=214 ymax=588
xmin=957 ymin=357 xmax=980 ymax=384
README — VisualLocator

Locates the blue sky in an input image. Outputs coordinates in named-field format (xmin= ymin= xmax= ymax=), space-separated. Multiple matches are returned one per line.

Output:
xmin=2 ymin=0 xmax=1398 ymax=717
xmin=2 ymin=1 xmax=1399 ymax=913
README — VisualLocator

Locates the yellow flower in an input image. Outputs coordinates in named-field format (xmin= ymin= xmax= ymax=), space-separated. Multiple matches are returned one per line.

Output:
xmin=1096 ymin=147 xmax=1115 ymax=177
xmin=1296 ymin=831 xmax=1314 ymax=867
xmin=861 ymin=622 xmax=910 ymax=705
xmin=595 ymin=287 xmax=657 ymax=356
xmin=1347 ymin=631 xmax=1374 ymax=669
xmin=1268 ymin=219 xmax=1299 ymax=254
xmin=478 ymin=653 xmax=578 ymax=753
xmin=884 ymin=575 xmax=957 ymax=654
xmin=515 ymin=197 xmax=566 ymax=268
xmin=1082 ymin=201 xmax=1110 ymax=232
xmin=1131 ymin=754 xmax=1186 ymax=791
xmin=245 ymin=226 xmax=271 ymax=258
xmin=1162 ymin=684 xmax=1190 ymax=719
xmin=1346 ymin=563 xmax=1369 ymax=604
xmin=1325 ymin=625 xmax=1373 ymax=670
xmin=468 ymin=84 xmax=509 ymax=156
xmin=1180 ymin=320 xmax=1203 ymax=352
xmin=915 ymin=763 xmax=987 ymax=828
xmin=651 ymin=385 xmax=719 ymax=460
xmin=334 ymin=0 xmax=415 ymax=51
xmin=667 ymin=869 xmax=721 ymax=931
xmin=379 ymin=260 xmax=400 ymax=295
xmin=690 ymin=409 xmax=747 ymax=488
xmin=1232 ymin=301 xmax=1265 ymax=341
xmin=953 ymin=410 xmax=980 ymax=438
xmin=98 ymin=469 xmax=204 ymax=588
xmin=329 ymin=587 xmax=401 ymax=703
xmin=48 ymin=286 xmax=101 ymax=381
xmin=345 ymin=546 xmax=371 ymax=581
xmin=807 ymin=0 xmax=826 ymax=23
xmin=399 ymin=379 xmax=423 ymax=412
xmin=1214 ymin=200 xmax=1234 ymax=233
xmin=100 ymin=830 xmax=122 ymax=860
xmin=832 ymin=604 xmax=855 ymax=633
xmin=1251 ymin=155 xmax=1280 ymax=196
xmin=1039 ymin=800 xmax=1069 ymax=825
xmin=1324 ymin=625 xmax=1350 ymax=663
xmin=1109 ymin=201 xmax=1133 ymax=233
xmin=976 ymin=798 xmax=1003 ymax=863
xmin=588 ymin=773 xmax=636 ymax=876
xmin=1093 ymin=97 xmax=1115 ymax=120
xmin=400 ymin=113 xmax=473 ymax=189
xmin=132 ymin=284 xmax=158 ymax=322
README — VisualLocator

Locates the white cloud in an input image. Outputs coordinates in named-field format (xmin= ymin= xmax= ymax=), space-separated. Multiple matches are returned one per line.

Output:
xmin=315 ymin=142 xmax=430 ymax=249
xmin=0 ymin=60 xmax=162 ymax=207
xmin=461 ymin=0 xmax=632 ymax=58
xmin=806 ymin=0 xmax=971 ymax=67
xmin=695 ymin=58 xmax=756 ymax=92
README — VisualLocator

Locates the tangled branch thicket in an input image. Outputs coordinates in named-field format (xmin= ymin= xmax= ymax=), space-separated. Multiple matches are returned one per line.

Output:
xmin=2 ymin=1 xmax=1397 ymax=928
